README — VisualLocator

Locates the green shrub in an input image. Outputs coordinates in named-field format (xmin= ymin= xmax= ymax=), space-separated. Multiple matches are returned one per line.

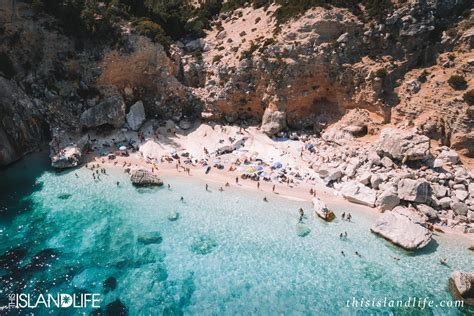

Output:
xmin=212 ymin=54 xmax=223 ymax=64
xmin=375 ymin=68 xmax=387 ymax=78
xmin=0 ymin=52 xmax=15 ymax=79
xmin=463 ymin=89 xmax=474 ymax=105
xmin=448 ymin=75 xmax=467 ymax=90
xmin=467 ymin=107 xmax=474 ymax=119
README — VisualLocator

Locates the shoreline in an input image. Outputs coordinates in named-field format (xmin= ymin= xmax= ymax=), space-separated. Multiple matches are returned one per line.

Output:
xmin=84 ymin=150 xmax=474 ymax=244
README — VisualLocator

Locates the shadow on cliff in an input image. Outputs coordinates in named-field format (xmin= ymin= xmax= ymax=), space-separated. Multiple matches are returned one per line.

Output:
xmin=0 ymin=152 xmax=52 ymax=222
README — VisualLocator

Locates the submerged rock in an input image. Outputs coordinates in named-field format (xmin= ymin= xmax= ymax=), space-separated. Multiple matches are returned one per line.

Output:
xmin=371 ymin=206 xmax=432 ymax=250
xmin=449 ymin=271 xmax=474 ymax=305
xmin=167 ymin=211 xmax=180 ymax=221
xmin=103 ymin=276 xmax=117 ymax=292
xmin=57 ymin=193 xmax=72 ymax=200
xmin=137 ymin=232 xmax=163 ymax=245
xmin=106 ymin=299 xmax=128 ymax=316
xmin=191 ymin=236 xmax=217 ymax=255
xmin=51 ymin=146 xmax=82 ymax=168
xmin=296 ymin=224 xmax=311 ymax=237
xmin=0 ymin=246 xmax=28 ymax=271
xmin=130 ymin=169 xmax=163 ymax=187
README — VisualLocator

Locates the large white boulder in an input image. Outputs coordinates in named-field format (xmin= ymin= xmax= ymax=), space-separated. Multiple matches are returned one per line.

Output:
xmin=397 ymin=178 xmax=432 ymax=203
xmin=371 ymin=206 xmax=432 ymax=250
xmin=51 ymin=146 xmax=82 ymax=168
xmin=261 ymin=107 xmax=287 ymax=136
xmin=126 ymin=101 xmax=146 ymax=131
xmin=449 ymin=271 xmax=474 ymax=305
xmin=376 ymin=187 xmax=400 ymax=211
xmin=341 ymin=181 xmax=377 ymax=207
xmin=378 ymin=128 xmax=430 ymax=161
xmin=130 ymin=169 xmax=163 ymax=187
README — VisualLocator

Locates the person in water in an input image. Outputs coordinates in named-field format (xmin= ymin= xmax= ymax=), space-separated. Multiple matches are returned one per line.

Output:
xmin=116 ymin=181 xmax=120 ymax=186
xmin=263 ymin=197 xmax=268 ymax=202
xmin=205 ymin=184 xmax=209 ymax=191
xmin=355 ymin=251 xmax=361 ymax=257
xmin=341 ymin=251 xmax=345 ymax=256
xmin=347 ymin=213 xmax=352 ymax=221
xmin=299 ymin=208 xmax=304 ymax=222
xmin=440 ymin=258 xmax=448 ymax=265
xmin=180 ymin=196 xmax=184 ymax=201
xmin=342 ymin=212 xmax=345 ymax=220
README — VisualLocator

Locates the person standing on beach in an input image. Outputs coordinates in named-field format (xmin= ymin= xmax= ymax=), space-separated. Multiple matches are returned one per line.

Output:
xmin=235 ymin=177 xmax=239 ymax=184
xmin=205 ymin=184 xmax=209 ymax=191
xmin=272 ymin=185 xmax=275 ymax=192
xmin=257 ymin=181 xmax=260 ymax=189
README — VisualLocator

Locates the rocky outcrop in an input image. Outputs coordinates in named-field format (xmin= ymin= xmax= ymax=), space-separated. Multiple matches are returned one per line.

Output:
xmin=397 ymin=179 xmax=432 ymax=204
xmin=378 ymin=128 xmax=431 ymax=162
xmin=0 ymin=78 xmax=48 ymax=166
xmin=80 ymin=96 xmax=126 ymax=129
xmin=341 ymin=181 xmax=376 ymax=207
xmin=130 ymin=169 xmax=163 ymax=187
xmin=126 ymin=101 xmax=146 ymax=131
xmin=376 ymin=187 xmax=400 ymax=211
xmin=449 ymin=271 xmax=474 ymax=305
xmin=261 ymin=108 xmax=286 ymax=136
xmin=371 ymin=206 xmax=432 ymax=250
xmin=51 ymin=146 xmax=82 ymax=168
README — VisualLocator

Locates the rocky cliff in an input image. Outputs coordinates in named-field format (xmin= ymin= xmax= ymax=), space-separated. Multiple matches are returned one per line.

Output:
xmin=0 ymin=0 xmax=473 ymax=166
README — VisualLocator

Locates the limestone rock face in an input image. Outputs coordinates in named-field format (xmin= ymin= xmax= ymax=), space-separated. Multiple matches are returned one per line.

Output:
xmin=341 ymin=181 xmax=377 ymax=207
xmin=397 ymin=179 xmax=432 ymax=204
xmin=130 ymin=169 xmax=163 ymax=186
xmin=261 ymin=108 xmax=286 ymax=136
xmin=51 ymin=146 xmax=82 ymax=168
xmin=371 ymin=206 xmax=432 ymax=250
xmin=449 ymin=271 xmax=474 ymax=305
xmin=0 ymin=78 xmax=48 ymax=166
xmin=80 ymin=96 xmax=126 ymax=129
xmin=126 ymin=101 xmax=146 ymax=131
xmin=378 ymin=128 xmax=430 ymax=161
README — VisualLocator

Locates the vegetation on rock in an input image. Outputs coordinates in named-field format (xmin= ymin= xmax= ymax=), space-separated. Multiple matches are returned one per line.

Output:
xmin=448 ymin=75 xmax=468 ymax=90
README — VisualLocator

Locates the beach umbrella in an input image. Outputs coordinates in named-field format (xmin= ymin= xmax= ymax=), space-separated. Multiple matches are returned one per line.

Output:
xmin=119 ymin=146 xmax=127 ymax=151
xmin=272 ymin=162 xmax=282 ymax=169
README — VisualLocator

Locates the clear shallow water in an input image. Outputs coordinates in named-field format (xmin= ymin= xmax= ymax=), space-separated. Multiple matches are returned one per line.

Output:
xmin=0 ymin=154 xmax=473 ymax=315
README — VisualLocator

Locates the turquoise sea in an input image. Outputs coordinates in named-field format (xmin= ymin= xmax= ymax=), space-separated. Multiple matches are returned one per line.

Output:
xmin=0 ymin=154 xmax=473 ymax=315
